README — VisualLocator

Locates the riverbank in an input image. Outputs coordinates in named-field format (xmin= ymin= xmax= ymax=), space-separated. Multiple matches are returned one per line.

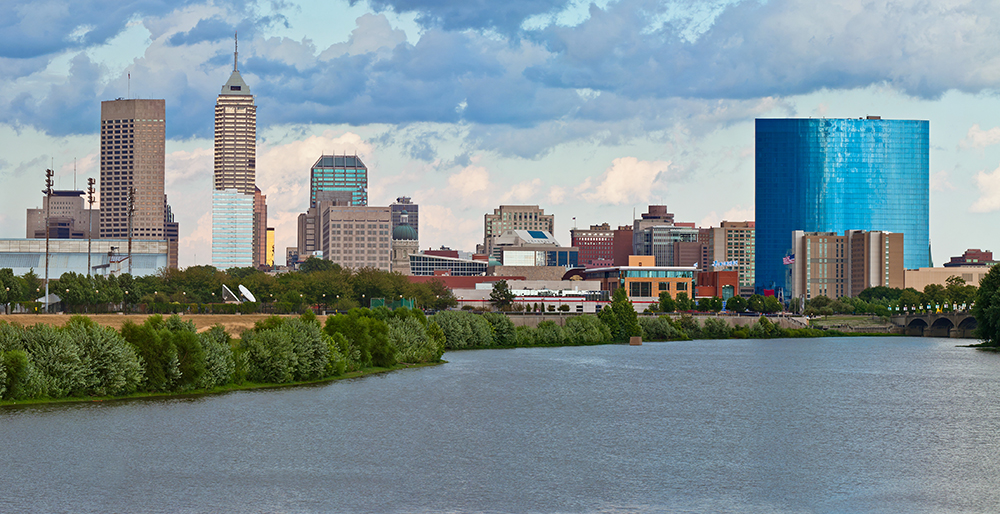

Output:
xmin=0 ymin=313 xmax=331 ymax=335
xmin=0 ymin=360 xmax=442 ymax=409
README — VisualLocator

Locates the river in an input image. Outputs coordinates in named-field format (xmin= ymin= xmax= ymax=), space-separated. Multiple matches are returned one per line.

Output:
xmin=2 ymin=337 xmax=1000 ymax=513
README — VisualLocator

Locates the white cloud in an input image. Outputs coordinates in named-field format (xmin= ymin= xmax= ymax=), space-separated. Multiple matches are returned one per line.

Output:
xmin=699 ymin=206 xmax=755 ymax=228
xmin=179 ymin=208 xmax=212 ymax=267
xmin=931 ymin=170 xmax=956 ymax=192
xmin=547 ymin=185 xmax=567 ymax=204
xmin=971 ymin=164 xmax=1000 ymax=213
xmin=500 ymin=178 xmax=542 ymax=204
xmin=446 ymin=164 xmax=492 ymax=205
xmin=580 ymin=157 xmax=671 ymax=205
xmin=420 ymin=204 xmax=482 ymax=252
xmin=960 ymin=124 xmax=1000 ymax=150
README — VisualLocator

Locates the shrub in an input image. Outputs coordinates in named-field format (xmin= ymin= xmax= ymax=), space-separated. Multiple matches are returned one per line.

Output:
xmin=121 ymin=320 xmax=181 ymax=392
xmin=515 ymin=325 xmax=536 ymax=346
xmin=481 ymin=312 xmax=516 ymax=346
xmin=534 ymin=321 xmax=565 ymax=345
xmin=564 ymin=315 xmax=612 ymax=344
xmin=64 ymin=316 xmax=143 ymax=396
xmin=387 ymin=316 xmax=442 ymax=363
xmin=430 ymin=311 xmax=493 ymax=349
xmin=701 ymin=318 xmax=732 ymax=340
xmin=198 ymin=325 xmax=235 ymax=389
xmin=638 ymin=316 xmax=686 ymax=341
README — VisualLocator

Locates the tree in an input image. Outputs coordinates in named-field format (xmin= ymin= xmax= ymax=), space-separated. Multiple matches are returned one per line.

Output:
xmin=489 ymin=280 xmax=514 ymax=311
xmin=658 ymin=292 xmax=676 ymax=313
xmin=299 ymin=257 xmax=335 ymax=274
xmin=973 ymin=265 xmax=1000 ymax=346
xmin=945 ymin=275 xmax=977 ymax=306
xmin=763 ymin=296 xmax=783 ymax=314
xmin=0 ymin=268 xmax=25 ymax=314
xmin=675 ymin=292 xmax=694 ymax=311
xmin=725 ymin=295 xmax=747 ymax=313
xmin=598 ymin=288 xmax=642 ymax=342
xmin=747 ymin=294 xmax=765 ymax=313
xmin=923 ymin=284 xmax=947 ymax=308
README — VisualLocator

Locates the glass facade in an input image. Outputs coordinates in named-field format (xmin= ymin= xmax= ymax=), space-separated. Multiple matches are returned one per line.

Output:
xmin=310 ymin=155 xmax=368 ymax=207
xmin=409 ymin=254 xmax=488 ymax=276
xmin=212 ymin=189 xmax=254 ymax=269
xmin=755 ymin=118 xmax=930 ymax=292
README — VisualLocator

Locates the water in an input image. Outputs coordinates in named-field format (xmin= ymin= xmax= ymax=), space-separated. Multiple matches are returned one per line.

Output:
xmin=3 ymin=337 xmax=1000 ymax=513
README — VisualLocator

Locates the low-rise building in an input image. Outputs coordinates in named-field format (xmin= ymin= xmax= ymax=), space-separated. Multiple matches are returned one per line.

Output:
xmin=582 ymin=256 xmax=697 ymax=309
xmin=0 ymin=239 xmax=168 ymax=277
xmin=905 ymin=266 xmax=993 ymax=291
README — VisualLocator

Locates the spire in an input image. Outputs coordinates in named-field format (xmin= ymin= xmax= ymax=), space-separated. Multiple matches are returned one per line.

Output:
xmin=234 ymin=31 xmax=238 ymax=72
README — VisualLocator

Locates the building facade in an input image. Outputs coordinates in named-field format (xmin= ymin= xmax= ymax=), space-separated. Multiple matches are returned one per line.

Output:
xmin=0 ymin=239 xmax=168 ymax=278
xmin=582 ymin=256 xmax=697 ymax=305
xmin=708 ymin=221 xmax=755 ymax=290
xmin=484 ymin=205 xmax=554 ymax=256
xmin=570 ymin=223 xmax=614 ymax=267
xmin=944 ymin=249 xmax=996 ymax=267
xmin=788 ymin=230 xmax=904 ymax=301
xmin=310 ymin=155 xmax=368 ymax=208
xmin=99 ymin=99 xmax=166 ymax=240
xmin=319 ymin=204 xmax=391 ymax=270
xmin=391 ymin=196 xmax=418 ymax=239
xmin=630 ymin=206 xmax=700 ymax=267
xmin=390 ymin=221 xmax=419 ymax=274
xmin=26 ymin=190 xmax=97 ymax=239
xmin=756 ymin=117 xmax=930 ymax=293
xmin=212 ymin=39 xmax=257 ymax=269
xmin=253 ymin=187 xmax=267 ymax=268
xmin=212 ymin=189 xmax=254 ymax=269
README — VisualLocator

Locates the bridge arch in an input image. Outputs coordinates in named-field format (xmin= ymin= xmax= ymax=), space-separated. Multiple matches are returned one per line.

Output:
xmin=906 ymin=318 xmax=928 ymax=329
xmin=958 ymin=316 xmax=978 ymax=330
xmin=931 ymin=317 xmax=955 ymax=330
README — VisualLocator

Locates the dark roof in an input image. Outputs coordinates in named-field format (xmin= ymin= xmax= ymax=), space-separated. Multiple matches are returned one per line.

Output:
xmin=313 ymin=155 xmax=366 ymax=169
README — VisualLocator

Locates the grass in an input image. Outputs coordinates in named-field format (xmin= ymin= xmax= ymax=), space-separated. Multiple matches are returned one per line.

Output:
xmin=0 ymin=360 xmax=443 ymax=409
xmin=0 ymin=313 xmax=333 ymax=335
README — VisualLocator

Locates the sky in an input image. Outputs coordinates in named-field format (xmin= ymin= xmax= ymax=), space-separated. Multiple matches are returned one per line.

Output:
xmin=3 ymin=0 xmax=1000 ymax=268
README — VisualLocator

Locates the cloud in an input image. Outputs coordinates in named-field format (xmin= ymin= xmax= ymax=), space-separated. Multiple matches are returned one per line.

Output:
xmin=419 ymin=203 xmax=482 ymax=251
xmin=699 ymin=206 xmax=755 ymax=228
xmin=580 ymin=157 xmax=672 ymax=205
xmin=358 ymin=0 xmax=574 ymax=34
xmin=500 ymin=178 xmax=543 ymax=204
xmin=931 ymin=170 xmax=956 ymax=192
xmin=446 ymin=164 xmax=492 ymax=204
xmin=971 ymin=164 xmax=1000 ymax=213
xmin=960 ymin=124 xmax=1000 ymax=150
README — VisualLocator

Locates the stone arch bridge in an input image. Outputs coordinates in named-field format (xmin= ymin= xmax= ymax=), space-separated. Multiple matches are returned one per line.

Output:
xmin=891 ymin=313 xmax=978 ymax=338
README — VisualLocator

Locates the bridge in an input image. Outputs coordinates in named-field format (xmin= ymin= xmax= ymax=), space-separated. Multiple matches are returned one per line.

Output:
xmin=891 ymin=313 xmax=978 ymax=338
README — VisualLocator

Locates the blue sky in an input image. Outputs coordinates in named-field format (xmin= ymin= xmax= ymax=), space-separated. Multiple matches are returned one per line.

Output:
xmin=2 ymin=0 xmax=1000 ymax=268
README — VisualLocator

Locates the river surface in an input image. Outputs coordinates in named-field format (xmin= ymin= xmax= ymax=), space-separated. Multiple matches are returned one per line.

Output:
xmin=3 ymin=337 xmax=1000 ymax=513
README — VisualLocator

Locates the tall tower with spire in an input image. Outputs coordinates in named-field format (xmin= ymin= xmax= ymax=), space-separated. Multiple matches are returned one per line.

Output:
xmin=212 ymin=34 xmax=259 ymax=269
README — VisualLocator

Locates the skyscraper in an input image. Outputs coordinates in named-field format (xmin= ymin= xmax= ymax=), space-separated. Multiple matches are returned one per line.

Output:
xmin=755 ymin=117 xmax=930 ymax=293
xmin=483 ymin=205 xmax=554 ymax=256
xmin=99 ymin=99 xmax=165 ymax=240
xmin=310 ymin=155 xmax=368 ymax=208
xmin=212 ymin=35 xmax=258 ymax=269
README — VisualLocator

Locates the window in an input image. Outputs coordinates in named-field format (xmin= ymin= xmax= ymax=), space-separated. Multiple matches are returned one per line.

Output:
xmin=629 ymin=281 xmax=652 ymax=297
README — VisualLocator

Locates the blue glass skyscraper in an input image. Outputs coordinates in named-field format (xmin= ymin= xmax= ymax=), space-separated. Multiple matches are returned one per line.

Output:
xmin=755 ymin=117 xmax=930 ymax=293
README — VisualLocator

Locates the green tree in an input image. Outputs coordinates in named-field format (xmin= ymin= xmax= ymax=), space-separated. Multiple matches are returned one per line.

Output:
xmin=973 ymin=265 xmax=1000 ymax=346
xmin=298 ymin=257 xmax=335 ymax=274
xmin=599 ymin=288 xmax=641 ymax=342
xmin=0 ymin=268 xmax=24 ymax=314
xmin=747 ymin=294 xmax=765 ymax=313
xmin=763 ymin=296 xmax=783 ymax=314
xmin=675 ymin=292 xmax=694 ymax=311
xmin=658 ymin=292 xmax=676 ymax=313
xmin=945 ymin=275 xmax=977 ymax=306
xmin=489 ymin=280 xmax=515 ymax=311
xmin=726 ymin=295 xmax=747 ymax=313
xmin=923 ymin=283 xmax=947 ymax=308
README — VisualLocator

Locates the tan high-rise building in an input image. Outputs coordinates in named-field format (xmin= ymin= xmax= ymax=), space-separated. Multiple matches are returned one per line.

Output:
xmin=709 ymin=221 xmax=755 ymax=289
xmin=789 ymin=230 xmax=903 ymax=300
xmin=99 ymin=99 xmax=165 ymax=240
xmin=214 ymin=41 xmax=256 ymax=194
xmin=212 ymin=37 xmax=258 ymax=269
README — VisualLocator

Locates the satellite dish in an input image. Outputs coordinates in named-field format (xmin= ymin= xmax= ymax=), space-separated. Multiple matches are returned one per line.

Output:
xmin=238 ymin=284 xmax=257 ymax=303
xmin=221 ymin=284 xmax=241 ymax=303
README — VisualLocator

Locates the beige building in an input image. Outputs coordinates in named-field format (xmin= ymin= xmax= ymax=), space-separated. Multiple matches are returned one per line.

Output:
xmin=319 ymin=204 xmax=392 ymax=270
xmin=99 ymin=99 xmax=165 ymax=240
xmin=789 ymin=230 xmax=904 ymax=300
xmin=708 ymin=221 xmax=755 ymax=289
xmin=484 ymin=205 xmax=554 ymax=256
xmin=904 ymin=266 xmax=993 ymax=291
xmin=26 ymin=190 xmax=97 ymax=239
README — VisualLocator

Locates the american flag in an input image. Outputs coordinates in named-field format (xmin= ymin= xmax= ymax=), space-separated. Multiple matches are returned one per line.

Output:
xmin=782 ymin=254 xmax=795 ymax=265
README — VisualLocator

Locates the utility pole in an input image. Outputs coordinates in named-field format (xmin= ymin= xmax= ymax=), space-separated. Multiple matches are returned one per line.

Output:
xmin=44 ymin=168 xmax=54 ymax=313
xmin=127 ymin=186 xmax=135 ymax=276
xmin=87 ymin=178 xmax=95 ymax=277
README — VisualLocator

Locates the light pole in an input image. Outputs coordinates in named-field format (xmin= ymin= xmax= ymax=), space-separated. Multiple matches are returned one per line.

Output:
xmin=127 ymin=187 xmax=135 ymax=276
xmin=87 ymin=178 xmax=95 ymax=277
xmin=44 ymin=168 xmax=53 ymax=313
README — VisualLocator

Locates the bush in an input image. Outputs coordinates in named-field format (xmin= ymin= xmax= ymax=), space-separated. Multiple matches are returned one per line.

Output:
xmin=515 ymin=325 xmax=536 ymax=346
xmin=430 ymin=311 xmax=493 ymax=349
xmin=638 ymin=316 xmax=687 ymax=341
xmin=481 ymin=312 xmax=516 ymax=346
xmin=121 ymin=319 xmax=181 ymax=392
xmin=701 ymin=318 xmax=732 ymax=340
xmin=387 ymin=316 xmax=442 ymax=363
xmin=198 ymin=325 xmax=235 ymax=389
xmin=64 ymin=316 xmax=143 ymax=396
xmin=564 ymin=315 xmax=612 ymax=344
xmin=534 ymin=321 xmax=565 ymax=345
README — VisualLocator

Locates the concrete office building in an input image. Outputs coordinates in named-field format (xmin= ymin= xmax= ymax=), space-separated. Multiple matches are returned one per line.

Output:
xmin=631 ymin=206 xmax=699 ymax=267
xmin=788 ymin=230 xmax=904 ymax=300
xmin=484 ymin=205 xmax=554 ymax=257
xmin=0 ymin=239 xmax=168 ymax=278
xmin=318 ymin=204 xmax=391 ymax=270
xmin=310 ymin=155 xmax=368 ymax=208
xmin=212 ymin=37 xmax=258 ymax=269
xmin=253 ymin=187 xmax=268 ymax=268
xmin=26 ymin=190 xmax=97 ymax=239
xmin=708 ymin=221 xmax=755 ymax=290
xmin=756 ymin=117 xmax=930 ymax=294
xmin=944 ymin=249 xmax=997 ymax=268
xmin=99 ymin=99 xmax=166 ymax=240
xmin=164 ymin=197 xmax=179 ymax=269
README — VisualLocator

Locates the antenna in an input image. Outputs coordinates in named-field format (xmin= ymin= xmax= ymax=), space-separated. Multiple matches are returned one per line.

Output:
xmin=234 ymin=31 xmax=239 ymax=71
xmin=128 ymin=72 xmax=130 ymax=99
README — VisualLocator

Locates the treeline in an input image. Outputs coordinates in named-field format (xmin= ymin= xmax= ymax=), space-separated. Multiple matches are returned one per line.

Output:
xmin=0 ymin=307 xmax=446 ymax=402
xmin=639 ymin=315 xmax=842 ymax=341
xmin=801 ymin=278 xmax=979 ymax=316
xmin=0 ymin=257 xmax=457 ymax=314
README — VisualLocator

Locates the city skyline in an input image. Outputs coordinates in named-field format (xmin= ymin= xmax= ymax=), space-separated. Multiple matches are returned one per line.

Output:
xmin=2 ymin=1 xmax=1000 ymax=268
